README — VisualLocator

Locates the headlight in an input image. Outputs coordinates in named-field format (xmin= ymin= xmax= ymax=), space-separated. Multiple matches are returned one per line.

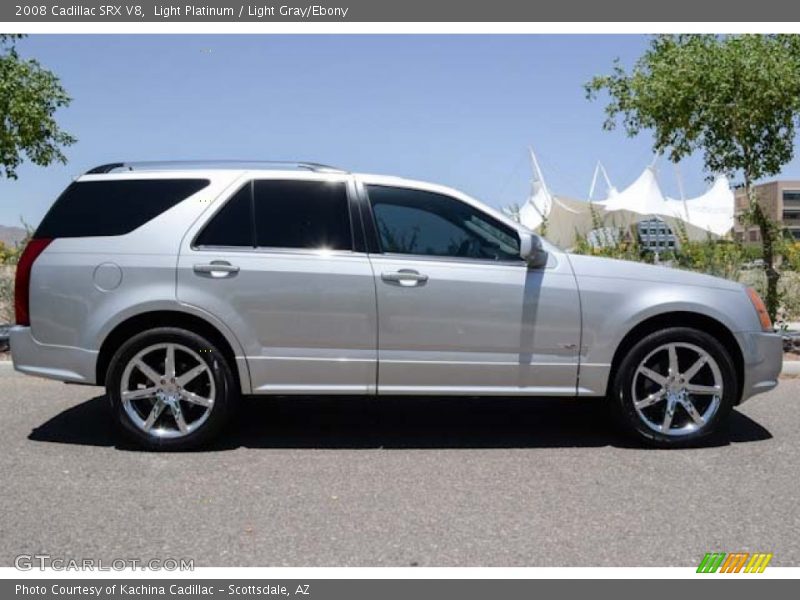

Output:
xmin=746 ymin=287 xmax=773 ymax=332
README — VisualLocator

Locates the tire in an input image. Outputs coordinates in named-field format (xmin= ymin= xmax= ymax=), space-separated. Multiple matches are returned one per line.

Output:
xmin=106 ymin=327 xmax=238 ymax=451
xmin=610 ymin=327 xmax=738 ymax=448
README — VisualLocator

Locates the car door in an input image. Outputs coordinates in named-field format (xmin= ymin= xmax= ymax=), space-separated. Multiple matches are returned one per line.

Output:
xmin=359 ymin=180 xmax=581 ymax=396
xmin=177 ymin=172 xmax=377 ymax=394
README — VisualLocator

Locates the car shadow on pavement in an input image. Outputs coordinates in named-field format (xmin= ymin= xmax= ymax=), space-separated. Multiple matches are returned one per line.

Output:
xmin=28 ymin=394 xmax=773 ymax=451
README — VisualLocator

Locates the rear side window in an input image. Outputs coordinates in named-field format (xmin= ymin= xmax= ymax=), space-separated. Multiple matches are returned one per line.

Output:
xmin=254 ymin=180 xmax=351 ymax=250
xmin=35 ymin=179 xmax=210 ymax=238
xmin=195 ymin=179 xmax=352 ymax=251
xmin=194 ymin=184 xmax=253 ymax=247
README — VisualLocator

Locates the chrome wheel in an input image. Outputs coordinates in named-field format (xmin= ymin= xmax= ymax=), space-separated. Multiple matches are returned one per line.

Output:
xmin=120 ymin=342 xmax=216 ymax=439
xmin=631 ymin=342 xmax=723 ymax=437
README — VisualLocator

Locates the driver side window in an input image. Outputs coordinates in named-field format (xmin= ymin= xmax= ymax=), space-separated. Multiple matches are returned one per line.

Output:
xmin=366 ymin=185 xmax=521 ymax=261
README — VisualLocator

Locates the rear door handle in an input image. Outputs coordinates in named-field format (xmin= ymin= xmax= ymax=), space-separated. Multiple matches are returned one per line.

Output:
xmin=193 ymin=261 xmax=240 ymax=277
xmin=381 ymin=269 xmax=429 ymax=286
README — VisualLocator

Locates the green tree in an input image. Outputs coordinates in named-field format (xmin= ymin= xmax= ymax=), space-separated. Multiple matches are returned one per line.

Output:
xmin=0 ymin=34 xmax=76 ymax=179
xmin=586 ymin=34 xmax=800 ymax=321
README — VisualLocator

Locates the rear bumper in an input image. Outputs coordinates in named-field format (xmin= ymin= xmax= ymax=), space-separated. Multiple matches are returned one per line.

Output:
xmin=736 ymin=330 xmax=783 ymax=403
xmin=9 ymin=326 xmax=98 ymax=385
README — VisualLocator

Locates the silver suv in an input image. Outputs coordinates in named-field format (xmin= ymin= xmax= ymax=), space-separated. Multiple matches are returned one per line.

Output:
xmin=11 ymin=161 xmax=782 ymax=450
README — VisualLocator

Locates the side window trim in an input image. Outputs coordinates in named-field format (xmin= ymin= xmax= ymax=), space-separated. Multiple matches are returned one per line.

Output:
xmin=360 ymin=183 xmax=524 ymax=265
xmin=354 ymin=180 xmax=382 ymax=254
xmin=347 ymin=178 xmax=367 ymax=253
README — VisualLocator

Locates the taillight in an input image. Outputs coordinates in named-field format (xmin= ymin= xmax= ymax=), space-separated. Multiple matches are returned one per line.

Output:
xmin=14 ymin=238 xmax=52 ymax=326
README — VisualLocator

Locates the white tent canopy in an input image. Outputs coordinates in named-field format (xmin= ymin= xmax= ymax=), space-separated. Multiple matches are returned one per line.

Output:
xmin=518 ymin=182 xmax=551 ymax=231
xmin=518 ymin=148 xmax=553 ymax=231
xmin=516 ymin=151 xmax=736 ymax=245
xmin=594 ymin=166 xmax=682 ymax=217
xmin=665 ymin=175 xmax=735 ymax=236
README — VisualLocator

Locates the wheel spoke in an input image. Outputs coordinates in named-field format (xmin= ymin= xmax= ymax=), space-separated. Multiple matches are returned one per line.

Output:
xmin=682 ymin=356 xmax=707 ymax=382
xmin=176 ymin=363 xmax=207 ymax=387
xmin=180 ymin=389 xmax=213 ymax=407
xmin=662 ymin=398 xmax=676 ymax=431
xmin=681 ymin=398 xmax=705 ymax=425
xmin=121 ymin=387 xmax=158 ymax=401
xmin=143 ymin=400 xmax=166 ymax=431
xmin=638 ymin=366 xmax=667 ymax=386
xmin=134 ymin=359 xmax=162 ymax=385
xmin=164 ymin=344 xmax=176 ymax=380
xmin=635 ymin=389 xmax=667 ymax=409
xmin=171 ymin=403 xmax=189 ymax=434
xmin=667 ymin=344 xmax=679 ymax=378
xmin=685 ymin=383 xmax=721 ymax=395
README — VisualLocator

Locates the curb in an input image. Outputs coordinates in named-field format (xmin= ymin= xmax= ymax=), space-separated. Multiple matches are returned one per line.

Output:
xmin=781 ymin=360 xmax=800 ymax=377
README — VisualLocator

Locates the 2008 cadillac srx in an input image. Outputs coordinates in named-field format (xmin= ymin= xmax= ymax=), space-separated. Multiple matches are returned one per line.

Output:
xmin=10 ymin=161 xmax=783 ymax=450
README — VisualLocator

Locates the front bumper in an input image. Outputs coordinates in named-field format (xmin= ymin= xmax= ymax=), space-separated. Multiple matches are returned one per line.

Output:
xmin=10 ymin=326 xmax=98 ymax=384
xmin=736 ymin=330 xmax=783 ymax=403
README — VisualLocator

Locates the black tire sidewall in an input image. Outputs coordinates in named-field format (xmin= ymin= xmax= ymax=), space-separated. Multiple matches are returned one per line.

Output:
xmin=611 ymin=327 xmax=738 ymax=448
xmin=106 ymin=327 xmax=237 ymax=451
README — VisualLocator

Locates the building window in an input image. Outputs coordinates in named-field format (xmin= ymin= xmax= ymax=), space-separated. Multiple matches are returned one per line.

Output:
xmin=636 ymin=217 xmax=676 ymax=252
xmin=783 ymin=190 xmax=800 ymax=210
xmin=749 ymin=230 xmax=759 ymax=242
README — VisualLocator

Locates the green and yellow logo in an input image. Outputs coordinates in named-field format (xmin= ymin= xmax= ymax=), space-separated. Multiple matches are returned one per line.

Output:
xmin=697 ymin=552 xmax=773 ymax=573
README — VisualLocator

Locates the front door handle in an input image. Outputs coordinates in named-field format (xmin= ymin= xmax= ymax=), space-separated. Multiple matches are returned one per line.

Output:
xmin=193 ymin=261 xmax=240 ymax=278
xmin=381 ymin=269 xmax=429 ymax=287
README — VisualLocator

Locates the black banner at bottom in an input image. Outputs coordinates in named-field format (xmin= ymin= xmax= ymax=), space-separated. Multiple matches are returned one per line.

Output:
xmin=4 ymin=579 xmax=797 ymax=600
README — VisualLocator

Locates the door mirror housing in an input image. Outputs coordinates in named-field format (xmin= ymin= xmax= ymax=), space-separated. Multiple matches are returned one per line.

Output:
xmin=519 ymin=232 xmax=548 ymax=268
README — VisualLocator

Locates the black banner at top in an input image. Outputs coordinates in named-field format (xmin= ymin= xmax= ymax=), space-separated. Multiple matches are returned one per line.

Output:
xmin=3 ymin=0 xmax=800 ymax=22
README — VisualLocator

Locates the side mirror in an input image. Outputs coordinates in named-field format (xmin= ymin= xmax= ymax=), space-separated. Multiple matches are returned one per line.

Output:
xmin=519 ymin=232 xmax=548 ymax=269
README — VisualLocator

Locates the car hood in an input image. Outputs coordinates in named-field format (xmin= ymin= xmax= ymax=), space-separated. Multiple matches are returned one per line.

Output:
xmin=566 ymin=253 xmax=744 ymax=292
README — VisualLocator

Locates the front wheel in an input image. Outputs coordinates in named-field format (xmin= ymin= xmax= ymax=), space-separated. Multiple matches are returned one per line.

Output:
xmin=107 ymin=327 xmax=238 ymax=450
xmin=610 ymin=327 xmax=738 ymax=448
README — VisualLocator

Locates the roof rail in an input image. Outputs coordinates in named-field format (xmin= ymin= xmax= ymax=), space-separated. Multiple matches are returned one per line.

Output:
xmin=85 ymin=160 xmax=348 ymax=175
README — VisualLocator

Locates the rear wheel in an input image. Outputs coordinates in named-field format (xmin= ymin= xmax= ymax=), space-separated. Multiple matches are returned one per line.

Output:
xmin=107 ymin=327 xmax=237 ymax=450
xmin=610 ymin=327 xmax=738 ymax=447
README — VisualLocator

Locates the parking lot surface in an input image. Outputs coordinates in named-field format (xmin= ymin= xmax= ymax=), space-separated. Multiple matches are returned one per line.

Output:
xmin=1 ymin=365 xmax=797 ymax=567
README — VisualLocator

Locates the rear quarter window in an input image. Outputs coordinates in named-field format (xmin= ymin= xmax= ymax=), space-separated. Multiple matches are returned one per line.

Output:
xmin=35 ymin=179 xmax=210 ymax=238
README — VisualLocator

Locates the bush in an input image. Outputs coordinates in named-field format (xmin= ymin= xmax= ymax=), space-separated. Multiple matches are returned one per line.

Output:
xmin=0 ymin=267 xmax=14 ymax=324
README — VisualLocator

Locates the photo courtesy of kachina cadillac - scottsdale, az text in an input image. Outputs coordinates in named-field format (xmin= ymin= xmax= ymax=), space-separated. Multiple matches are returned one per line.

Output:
xmin=0 ymin=5 xmax=799 ymax=593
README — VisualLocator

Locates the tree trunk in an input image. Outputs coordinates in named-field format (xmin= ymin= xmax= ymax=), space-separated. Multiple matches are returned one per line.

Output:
xmin=747 ymin=182 xmax=780 ymax=324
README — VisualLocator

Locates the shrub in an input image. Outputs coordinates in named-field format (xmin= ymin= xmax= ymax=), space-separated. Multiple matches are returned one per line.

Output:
xmin=0 ymin=267 xmax=14 ymax=324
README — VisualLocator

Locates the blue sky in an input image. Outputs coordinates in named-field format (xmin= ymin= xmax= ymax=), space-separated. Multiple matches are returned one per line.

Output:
xmin=3 ymin=34 xmax=800 ymax=227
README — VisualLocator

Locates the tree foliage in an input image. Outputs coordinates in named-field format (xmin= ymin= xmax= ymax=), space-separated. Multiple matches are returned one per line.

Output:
xmin=586 ymin=34 xmax=800 ymax=321
xmin=586 ymin=35 xmax=800 ymax=181
xmin=0 ymin=34 xmax=76 ymax=179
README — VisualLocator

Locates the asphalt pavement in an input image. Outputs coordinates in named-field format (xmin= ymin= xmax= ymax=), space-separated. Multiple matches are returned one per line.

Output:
xmin=0 ymin=364 xmax=798 ymax=567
